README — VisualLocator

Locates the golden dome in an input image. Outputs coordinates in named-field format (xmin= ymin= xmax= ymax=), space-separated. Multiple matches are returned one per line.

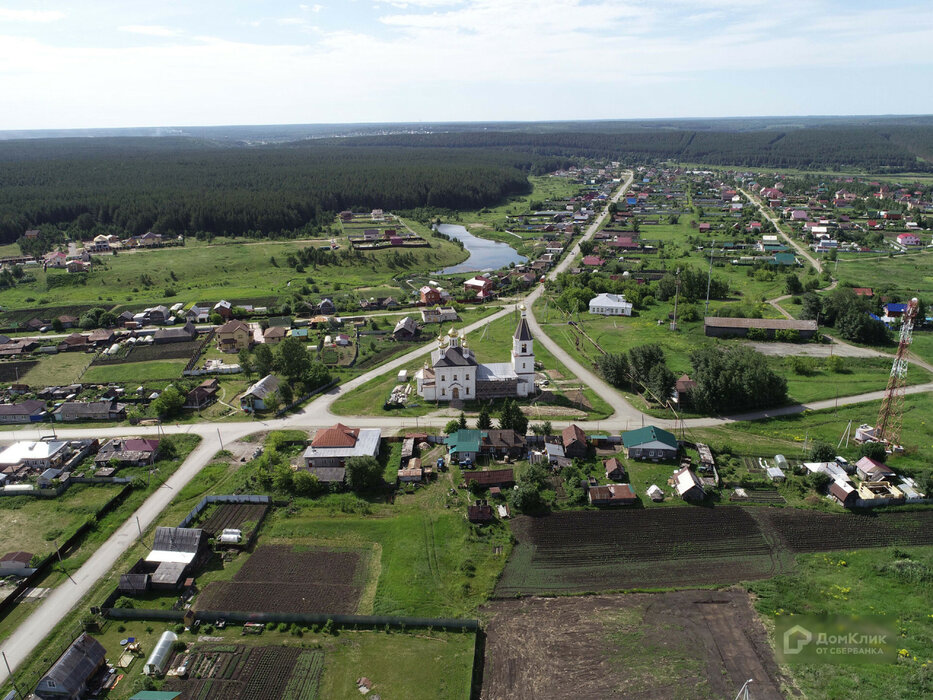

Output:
xmin=448 ymin=327 xmax=458 ymax=338
xmin=519 ymin=302 xmax=527 ymax=312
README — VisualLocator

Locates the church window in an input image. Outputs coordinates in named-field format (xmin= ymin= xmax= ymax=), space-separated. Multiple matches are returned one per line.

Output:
xmin=521 ymin=343 xmax=527 ymax=353
xmin=441 ymin=388 xmax=446 ymax=396
xmin=466 ymin=374 xmax=470 ymax=380
xmin=466 ymin=387 xmax=470 ymax=395
xmin=453 ymin=374 xmax=458 ymax=381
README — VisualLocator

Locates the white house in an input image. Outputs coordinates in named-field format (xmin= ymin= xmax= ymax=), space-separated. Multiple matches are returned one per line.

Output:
xmin=588 ymin=293 xmax=633 ymax=316
xmin=415 ymin=305 xmax=535 ymax=402
xmin=0 ymin=441 xmax=68 ymax=470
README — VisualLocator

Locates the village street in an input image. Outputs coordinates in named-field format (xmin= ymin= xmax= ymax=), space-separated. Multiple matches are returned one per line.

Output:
xmin=3 ymin=171 xmax=932 ymax=683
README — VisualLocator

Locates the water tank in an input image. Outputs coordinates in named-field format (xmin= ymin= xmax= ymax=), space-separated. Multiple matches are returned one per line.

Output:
xmin=144 ymin=630 xmax=178 ymax=676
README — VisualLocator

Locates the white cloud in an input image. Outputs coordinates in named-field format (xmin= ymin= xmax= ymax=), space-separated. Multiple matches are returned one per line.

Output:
xmin=0 ymin=8 xmax=64 ymax=22
xmin=118 ymin=24 xmax=183 ymax=37
xmin=1 ymin=0 xmax=932 ymax=128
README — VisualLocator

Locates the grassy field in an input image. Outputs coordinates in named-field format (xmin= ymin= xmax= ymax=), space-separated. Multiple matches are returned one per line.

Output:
xmin=18 ymin=351 xmax=93 ymax=386
xmin=0 ymin=226 xmax=468 ymax=310
xmin=747 ymin=546 xmax=933 ymax=700
xmin=318 ymin=629 xmax=474 ymax=700
xmin=0 ymin=484 xmax=123 ymax=558
xmin=81 ymin=359 xmax=188 ymax=383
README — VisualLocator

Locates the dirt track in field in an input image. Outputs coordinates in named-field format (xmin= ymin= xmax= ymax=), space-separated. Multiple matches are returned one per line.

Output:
xmin=481 ymin=590 xmax=790 ymax=700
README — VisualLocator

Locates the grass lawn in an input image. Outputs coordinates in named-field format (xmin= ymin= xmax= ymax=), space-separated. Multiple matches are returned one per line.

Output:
xmin=318 ymin=629 xmax=474 ymax=700
xmin=82 ymin=359 xmax=188 ymax=383
xmin=833 ymin=249 xmax=933 ymax=297
xmin=0 ymin=484 xmax=123 ymax=559
xmin=19 ymin=351 xmax=94 ymax=386
xmin=746 ymin=546 xmax=933 ymax=700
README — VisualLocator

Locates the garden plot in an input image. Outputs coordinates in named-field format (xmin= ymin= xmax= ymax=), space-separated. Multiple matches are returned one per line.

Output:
xmin=196 ymin=545 xmax=367 ymax=615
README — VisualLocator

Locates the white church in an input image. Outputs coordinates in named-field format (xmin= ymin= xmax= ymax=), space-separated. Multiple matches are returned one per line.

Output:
xmin=415 ymin=305 xmax=535 ymax=402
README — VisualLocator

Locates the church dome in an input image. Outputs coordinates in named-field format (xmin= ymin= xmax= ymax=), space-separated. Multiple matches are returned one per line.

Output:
xmin=448 ymin=327 xmax=458 ymax=338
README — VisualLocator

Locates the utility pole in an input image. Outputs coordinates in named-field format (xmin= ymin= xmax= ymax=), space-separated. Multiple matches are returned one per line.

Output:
xmin=670 ymin=267 xmax=681 ymax=331
xmin=136 ymin=516 xmax=143 ymax=540
xmin=705 ymin=241 xmax=715 ymax=314
xmin=2 ymin=650 xmax=22 ymax=699
xmin=216 ymin=428 xmax=224 ymax=451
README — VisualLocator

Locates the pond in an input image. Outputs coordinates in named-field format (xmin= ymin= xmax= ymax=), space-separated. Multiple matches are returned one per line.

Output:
xmin=435 ymin=223 xmax=527 ymax=274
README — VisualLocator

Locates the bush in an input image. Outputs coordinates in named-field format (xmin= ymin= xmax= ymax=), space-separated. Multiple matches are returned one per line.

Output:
xmin=859 ymin=441 xmax=888 ymax=462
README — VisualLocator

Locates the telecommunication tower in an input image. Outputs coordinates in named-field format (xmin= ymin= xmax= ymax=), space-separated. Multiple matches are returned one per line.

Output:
xmin=875 ymin=297 xmax=919 ymax=447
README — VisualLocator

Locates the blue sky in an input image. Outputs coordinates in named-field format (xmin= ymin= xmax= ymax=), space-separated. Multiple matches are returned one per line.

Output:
xmin=1 ymin=0 xmax=931 ymax=129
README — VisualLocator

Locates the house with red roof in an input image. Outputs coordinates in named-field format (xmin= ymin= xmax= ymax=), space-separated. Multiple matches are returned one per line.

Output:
xmin=582 ymin=255 xmax=605 ymax=266
xmin=897 ymin=232 xmax=921 ymax=246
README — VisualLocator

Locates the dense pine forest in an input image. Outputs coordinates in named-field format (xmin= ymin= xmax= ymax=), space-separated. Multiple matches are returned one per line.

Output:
xmin=0 ymin=140 xmax=565 ymax=244
xmin=343 ymin=124 xmax=933 ymax=171
xmin=0 ymin=118 xmax=931 ymax=244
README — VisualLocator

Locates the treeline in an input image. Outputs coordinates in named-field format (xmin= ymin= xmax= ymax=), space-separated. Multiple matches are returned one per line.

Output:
xmin=0 ymin=141 xmax=539 ymax=244
xmin=336 ymin=125 xmax=933 ymax=172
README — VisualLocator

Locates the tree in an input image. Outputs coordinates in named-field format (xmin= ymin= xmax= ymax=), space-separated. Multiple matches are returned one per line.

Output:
xmin=458 ymin=412 xmax=467 ymax=430
xmin=345 ymin=455 xmax=382 ymax=491
xmin=628 ymin=344 xmax=665 ymax=390
xmin=151 ymin=386 xmax=185 ymax=418
xmin=444 ymin=419 xmax=461 ymax=435
xmin=498 ymin=399 xmax=528 ymax=435
xmin=540 ymin=420 xmax=552 ymax=437
xmin=646 ymin=363 xmax=677 ymax=404
xmin=690 ymin=346 xmax=787 ymax=413
xmin=302 ymin=362 xmax=331 ymax=393
xmin=275 ymin=337 xmax=311 ymax=382
xmin=858 ymin=441 xmax=888 ymax=462
xmin=810 ymin=442 xmax=836 ymax=462
xmin=238 ymin=347 xmax=254 ymax=378
xmin=278 ymin=382 xmax=294 ymax=406
xmin=158 ymin=435 xmax=179 ymax=460
xmin=51 ymin=318 xmax=64 ymax=333
xmin=785 ymin=274 xmax=803 ymax=296
xmin=292 ymin=470 xmax=321 ymax=496
xmin=476 ymin=405 xmax=492 ymax=430
xmin=807 ymin=470 xmax=832 ymax=492
xmin=594 ymin=352 xmax=630 ymax=389
xmin=253 ymin=343 xmax=274 ymax=377
xmin=836 ymin=310 xmax=888 ymax=344
xmin=271 ymin=463 xmax=294 ymax=492
xmin=800 ymin=292 xmax=822 ymax=321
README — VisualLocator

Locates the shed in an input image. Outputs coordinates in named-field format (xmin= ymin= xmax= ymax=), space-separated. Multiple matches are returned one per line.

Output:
xmin=646 ymin=484 xmax=664 ymax=501
xmin=144 ymin=630 xmax=178 ymax=676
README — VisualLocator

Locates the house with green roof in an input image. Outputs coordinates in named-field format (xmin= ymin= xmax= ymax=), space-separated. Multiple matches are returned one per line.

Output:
xmin=622 ymin=426 xmax=679 ymax=461
xmin=444 ymin=429 xmax=482 ymax=463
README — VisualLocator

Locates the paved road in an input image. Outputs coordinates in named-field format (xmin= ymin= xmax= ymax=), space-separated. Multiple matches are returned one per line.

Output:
xmin=3 ymin=171 xmax=932 ymax=685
